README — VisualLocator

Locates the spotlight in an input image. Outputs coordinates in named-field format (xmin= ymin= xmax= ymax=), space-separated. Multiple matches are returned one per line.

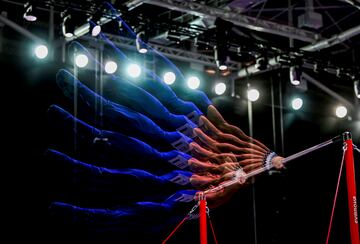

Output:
xmin=354 ymin=80 xmax=360 ymax=99
xmin=34 ymin=44 xmax=48 ymax=59
xmin=290 ymin=66 xmax=301 ymax=86
xmin=136 ymin=31 xmax=148 ymax=54
xmin=247 ymin=88 xmax=260 ymax=102
xmin=335 ymin=105 xmax=347 ymax=118
xmin=214 ymin=18 xmax=232 ymax=71
xmin=127 ymin=63 xmax=141 ymax=78
xmin=214 ymin=45 xmax=228 ymax=70
xmin=163 ymin=72 xmax=176 ymax=85
xmin=214 ymin=82 xmax=227 ymax=95
xmin=104 ymin=61 xmax=117 ymax=74
xmin=61 ymin=11 xmax=75 ymax=38
xmin=89 ymin=11 xmax=102 ymax=37
xmin=187 ymin=76 xmax=200 ymax=90
xmin=75 ymin=54 xmax=88 ymax=68
xmin=291 ymin=97 xmax=303 ymax=110
xmin=23 ymin=2 xmax=36 ymax=22
xmin=255 ymin=57 xmax=268 ymax=71
xmin=214 ymin=18 xmax=234 ymax=70
xmin=90 ymin=21 xmax=101 ymax=37
xmin=219 ymin=64 xmax=227 ymax=71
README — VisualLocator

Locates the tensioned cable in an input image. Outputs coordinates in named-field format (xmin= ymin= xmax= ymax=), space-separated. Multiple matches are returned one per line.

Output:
xmin=325 ymin=143 xmax=347 ymax=244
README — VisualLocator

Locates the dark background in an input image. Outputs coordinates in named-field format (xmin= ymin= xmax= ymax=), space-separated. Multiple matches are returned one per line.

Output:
xmin=3 ymin=52 xmax=359 ymax=243
xmin=2 ymin=0 xmax=360 ymax=243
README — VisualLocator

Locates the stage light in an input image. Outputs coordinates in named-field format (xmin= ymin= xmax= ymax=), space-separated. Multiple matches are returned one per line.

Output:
xmin=23 ymin=2 xmax=36 ymax=22
xmin=255 ymin=57 xmax=268 ymax=71
xmin=127 ymin=63 xmax=141 ymax=78
xmin=61 ymin=12 xmax=75 ymax=38
xmin=136 ymin=31 xmax=148 ymax=54
xmin=90 ymin=22 xmax=101 ymax=37
xmin=34 ymin=44 xmax=48 ymax=59
xmin=104 ymin=61 xmax=117 ymax=74
xmin=187 ymin=76 xmax=200 ymax=89
xmin=90 ymin=11 xmax=102 ymax=37
xmin=247 ymin=88 xmax=260 ymax=102
xmin=163 ymin=72 xmax=176 ymax=85
xmin=219 ymin=64 xmax=227 ymax=71
xmin=335 ymin=105 xmax=347 ymax=118
xmin=214 ymin=18 xmax=232 ymax=70
xmin=291 ymin=97 xmax=303 ymax=110
xmin=214 ymin=82 xmax=227 ymax=95
xmin=75 ymin=54 xmax=88 ymax=68
xmin=290 ymin=66 xmax=301 ymax=86
xmin=214 ymin=45 xmax=228 ymax=70
xmin=354 ymin=80 xmax=360 ymax=99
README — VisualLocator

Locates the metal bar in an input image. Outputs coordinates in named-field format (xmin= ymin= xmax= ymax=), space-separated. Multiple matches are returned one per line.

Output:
xmin=302 ymin=25 xmax=360 ymax=51
xmin=237 ymin=23 xmax=360 ymax=78
xmin=49 ymin=6 xmax=54 ymax=60
xmin=247 ymin=5 xmax=354 ymax=12
xmin=279 ymin=76 xmax=285 ymax=155
xmin=205 ymin=134 xmax=342 ymax=194
xmin=343 ymin=132 xmax=360 ymax=244
xmin=81 ymin=34 xmax=240 ymax=69
xmin=199 ymin=198 xmax=208 ymax=244
xmin=281 ymin=135 xmax=341 ymax=164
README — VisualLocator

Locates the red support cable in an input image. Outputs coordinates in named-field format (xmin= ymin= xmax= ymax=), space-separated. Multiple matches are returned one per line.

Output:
xmin=344 ymin=134 xmax=359 ymax=244
xmin=326 ymin=149 xmax=345 ymax=244
xmin=162 ymin=216 xmax=188 ymax=244
xmin=209 ymin=217 xmax=219 ymax=244
xmin=199 ymin=198 xmax=207 ymax=244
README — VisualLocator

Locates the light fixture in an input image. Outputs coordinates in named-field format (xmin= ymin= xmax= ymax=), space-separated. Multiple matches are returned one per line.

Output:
xmin=354 ymin=80 xmax=360 ymax=99
xmin=255 ymin=56 xmax=268 ymax=71
xmin=163 ymin=72 xmax=176 ymax=85
xmin=247 ymin=88 xmax=260 ymax=102
xmin=290 ymin=66 xmax=301 ymax=86
xmin=90 ymin=21 xmax=101 ymax=37
xmin=89 ymin=11 xmax=102 ymax=37
xmin=291 ymin=97 xmax=303 ymax=110
xmin=214 ymin=82 xmax=227 ymax=95
xmin=61 ymin=11 xmax=75 ymax=38
xmin=127 ymin=63 xmax=141 ymax=78
xmin=187 ymin=76 xmax=200 ymax=90
xmin=136 ymin=31 xmax=148 ymax=54
xmin=214 ymin=18 xmax=232 ymax=71
xmin=214 ymin=45 xmax=228 ymax=71
xmin=34 ymin=44 xmax=48 ymax=59
xmin=23 ymin=2 xmax=36 ymax=22
xmin=104 ymin=61 xmax=117 ymax=74
xmin=75 ymin=54 xmax=89 ymax=68
xmin=335 ymin=105 xmax=347 ymax=118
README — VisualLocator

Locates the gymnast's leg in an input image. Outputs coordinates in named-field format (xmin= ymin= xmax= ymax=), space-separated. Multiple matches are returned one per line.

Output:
xmin=48 ymin=105 xmax=237 ymax=175
xmin=103 ymin=75 xmax=196 ymax=136
xmin=56 ymin=69 xmax=193 ymax=152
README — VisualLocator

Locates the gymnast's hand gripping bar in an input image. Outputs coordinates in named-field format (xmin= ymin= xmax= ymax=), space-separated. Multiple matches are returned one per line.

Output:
xmin=204 ymin=133 xmax=343 ymax=194
xmin=204 ymin=131 xmax=359 ymax=244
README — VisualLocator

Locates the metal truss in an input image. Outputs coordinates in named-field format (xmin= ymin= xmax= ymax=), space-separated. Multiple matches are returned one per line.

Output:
xmin=143 ymin=0 xmax=320 ymax=43
xmin=82 ymin=33 xmax=241 ymax=70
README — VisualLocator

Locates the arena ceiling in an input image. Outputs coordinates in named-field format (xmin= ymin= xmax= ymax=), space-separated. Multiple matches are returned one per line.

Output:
xmin=1 ymin=0 xmax=359 ymax=126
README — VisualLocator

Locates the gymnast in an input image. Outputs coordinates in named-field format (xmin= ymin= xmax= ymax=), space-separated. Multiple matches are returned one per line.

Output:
xmin=47 ymin=67 xmax=284 ymax=242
